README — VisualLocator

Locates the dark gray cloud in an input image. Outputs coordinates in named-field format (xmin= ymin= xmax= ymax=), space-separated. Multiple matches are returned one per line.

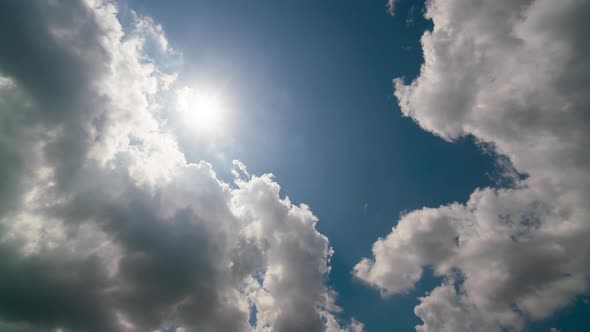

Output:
xmin=0 ymin=0 xmax=110 ymax=220
xmin=0 ymin=241 xmax=120 ymax=331
xmin=0 ymin=0 xmax=108 ymax=119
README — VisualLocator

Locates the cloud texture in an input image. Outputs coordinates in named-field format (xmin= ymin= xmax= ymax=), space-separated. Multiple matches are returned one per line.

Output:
xmin=0 ymin=1 xmax=362 ymax=331
xmin=355 ymin=0 xmax=590 ymax=331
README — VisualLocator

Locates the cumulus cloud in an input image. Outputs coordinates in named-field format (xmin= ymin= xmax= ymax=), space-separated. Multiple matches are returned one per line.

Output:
xmin=0 ymin=0 xmax=361 ymax=331
xmin=355 ymin=0 xmax=590 ymax=331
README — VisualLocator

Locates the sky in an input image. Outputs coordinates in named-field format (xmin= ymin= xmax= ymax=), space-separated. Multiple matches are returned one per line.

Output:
xmin=0 ymin=0 xmax=588 ymax=332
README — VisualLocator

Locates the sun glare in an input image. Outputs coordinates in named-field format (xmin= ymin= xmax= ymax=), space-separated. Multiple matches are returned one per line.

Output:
xmin=177 ymin=87 xmax=225 ymax=132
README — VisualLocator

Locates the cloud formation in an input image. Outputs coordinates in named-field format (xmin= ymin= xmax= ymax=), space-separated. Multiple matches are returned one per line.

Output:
xmin=386 ymin=0 xmax=400 ymax=15
xmin=0 ymin=1 xmax=361 ymax=331
xmin=355 ymin=0 xmax=590 ymax=331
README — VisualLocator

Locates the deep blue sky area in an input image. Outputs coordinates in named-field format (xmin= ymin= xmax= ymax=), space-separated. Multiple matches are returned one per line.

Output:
xmin=122 ymin=1 xmax=588 ymax=331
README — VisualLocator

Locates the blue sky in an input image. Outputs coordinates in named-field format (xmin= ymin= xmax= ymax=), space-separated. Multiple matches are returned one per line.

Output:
xmin=0 ymin=0 xmax=588 ymax=331
xmin=123 ymin=0 xmax=589 ymax=330
xmin=122 ymin=0 xmax=497 ymax=329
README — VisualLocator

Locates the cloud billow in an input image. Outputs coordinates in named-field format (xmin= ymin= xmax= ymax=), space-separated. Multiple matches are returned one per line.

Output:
xmin=355 ymin=0 xmax=590 ymax=331
xmin=0 ymin=1 xmax=363 ymax=331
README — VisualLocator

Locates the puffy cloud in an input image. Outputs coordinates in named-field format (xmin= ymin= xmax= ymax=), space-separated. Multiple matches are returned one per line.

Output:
xmin=0 ymin=0 xmax=360 ymax=331
xmin=356 ymin=0 xmax=590 ymax=331
xmin=354 ymin=204 xmax=463 ymax=295
xmin=413 ymin=283 xmax=500 ymax=332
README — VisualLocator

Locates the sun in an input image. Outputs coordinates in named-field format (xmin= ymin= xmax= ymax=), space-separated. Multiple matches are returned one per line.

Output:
xmin=177 ymin=87 xmax=225 ymax=132
xmin=187 ymin=91 xmax=223 ymax=129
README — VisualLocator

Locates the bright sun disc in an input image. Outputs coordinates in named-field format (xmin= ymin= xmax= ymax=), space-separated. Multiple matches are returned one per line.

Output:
xmin=177 ymin=87 xmax=225 ymax=132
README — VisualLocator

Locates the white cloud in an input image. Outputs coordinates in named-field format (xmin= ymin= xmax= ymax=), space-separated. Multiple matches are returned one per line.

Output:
xmin=0 ymin=0 xmax=361 ymax=331
xmin=386 ymin=0 xmax=400 ymax=15
xmin=356 ymin=0 xmax=590 ymax=330
xmin=414 ymin=283 xmax=503 ymax=332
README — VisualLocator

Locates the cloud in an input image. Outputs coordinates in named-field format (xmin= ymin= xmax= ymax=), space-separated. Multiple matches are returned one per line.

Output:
xmin=0 ymin=0 xmax=360 ymax=331
xmin=386 ymin=0 xmax=400 ymax=15
xmin=356 ymin=0 xmax=590 ymax=331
